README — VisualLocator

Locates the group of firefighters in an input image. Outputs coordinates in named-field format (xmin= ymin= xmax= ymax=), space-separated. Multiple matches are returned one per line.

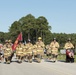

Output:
xmin=0 ymin=37 xmax=75 ymax=64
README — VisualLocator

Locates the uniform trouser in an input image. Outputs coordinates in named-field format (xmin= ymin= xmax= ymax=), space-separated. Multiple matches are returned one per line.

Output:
xmin=46 ymin=50 xmax=51 ymax=56
xmin=5 ymin=56 xmax=11 ymax=63
xmin=51 ymin=54 xmax=57 ymax=58
xmin=51 ymin=54 xmax=58 ymax=61
xmin=66 ymin=55 xmax=70 ymax=62
xmin=70 ymin=58 xmax=74 ymax=62
xmin=10 ymin=51 xmax=15 ymax=61
xmin=0 ymin=53 xmax=3 ymax=59
xmin=66 ymin=55 xmax=74 ymax=62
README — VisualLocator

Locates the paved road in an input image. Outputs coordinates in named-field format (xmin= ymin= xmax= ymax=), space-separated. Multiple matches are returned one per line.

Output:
xmin=0 ymin=58 xmax=76 ymax=75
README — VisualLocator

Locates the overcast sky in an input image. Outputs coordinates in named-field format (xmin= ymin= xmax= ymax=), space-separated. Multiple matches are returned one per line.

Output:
xmin=0 ymin=0 xmax=76 ymax=33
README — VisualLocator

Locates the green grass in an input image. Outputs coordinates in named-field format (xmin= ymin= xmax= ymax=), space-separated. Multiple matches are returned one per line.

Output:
xmin=43 ymin=54 xmax=76 ymax=62
xmin=58 ymin=54 xmax=76 ymax=62
xmin=57 ymin=54 xmax=66 ymax=61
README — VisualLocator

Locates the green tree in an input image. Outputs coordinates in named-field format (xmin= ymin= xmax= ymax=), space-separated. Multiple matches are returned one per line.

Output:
xmin=9 ymin=21 xmax=21 ymax=42
xmin=19 ymin=14 xmax=36 ymax=42
xmin=36 ymin=16 xmax=51 ymax=38
xmin=0 ymin=32 xmax=5 ymax=43
xmin=9 ymin=14 xmax=52 ymax=44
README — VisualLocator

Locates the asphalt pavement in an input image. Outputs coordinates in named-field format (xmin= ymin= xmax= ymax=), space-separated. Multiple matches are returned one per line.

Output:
xmin=0 ymin=57 xmax=76 ymax=75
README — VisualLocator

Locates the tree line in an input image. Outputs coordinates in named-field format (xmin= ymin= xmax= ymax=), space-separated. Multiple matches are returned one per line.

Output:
xmin=0 ymin=14 xmax=76 ymax=49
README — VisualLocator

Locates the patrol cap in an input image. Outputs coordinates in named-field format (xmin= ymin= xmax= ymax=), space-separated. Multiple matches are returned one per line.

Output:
xmin=38 ymin=37 xmax=42 ymax=40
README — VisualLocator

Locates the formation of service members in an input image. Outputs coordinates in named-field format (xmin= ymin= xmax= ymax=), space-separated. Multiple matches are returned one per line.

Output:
xmin=15 ymin=38 xmax=45 ymax=63
xmin=46 ymin=38 xmax=74 ymax=63
xmin=0 ymin=37 xmax=75 ymax=64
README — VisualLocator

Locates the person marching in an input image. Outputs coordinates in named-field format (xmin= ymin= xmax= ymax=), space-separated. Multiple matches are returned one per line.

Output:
xmin=45 ymin=44 xmax=51 ymax=59
xmin=50 ymin=38 xmax=59 ymax=62
xmin=64 ymin=38 xmax=74 ymax=63
xmin=8 ymin=40 xmax=14 ymax=62
xmin=16 ymin=41 xmax=24 ymax=63
xmin=25 ymin=39 xmax=33 ymax=63
xmin=35 ymin=37 xmax=45 ymax=63
xmin=3 ymin=40 xmax=12 ymax=64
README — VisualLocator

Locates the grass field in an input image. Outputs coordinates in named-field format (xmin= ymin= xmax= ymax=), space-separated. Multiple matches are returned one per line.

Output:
xmin=44 ymin=54 xmax=76 ymax=62
xmin=57 ymin=54 xmax=76 ymax=62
